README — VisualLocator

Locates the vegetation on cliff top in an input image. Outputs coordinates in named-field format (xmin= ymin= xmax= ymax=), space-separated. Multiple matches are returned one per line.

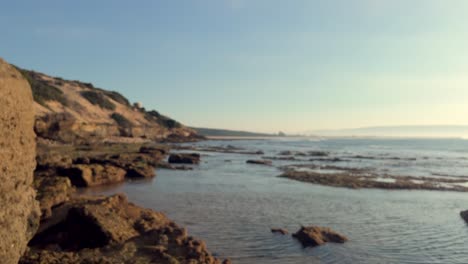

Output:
xmin=110 ymin=112 xmax=133 ymax=128
xmin=145 ymin=110 xmax=181 ymax=129
xmin=81 ymin=90 xmax=116 ymax=110
xmin=16 ymin=68 xmax=68 ymax=107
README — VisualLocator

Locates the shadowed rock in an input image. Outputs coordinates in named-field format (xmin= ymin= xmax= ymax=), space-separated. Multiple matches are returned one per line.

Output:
xmin=271 ymin=228 xmax=289 ymax=235
xmin=33 ymin=176 xmax=73 ymax=220
xmin=58 ymin=164 xmax=126 ymax=187
xmin=460 ymin=210 xmax=468 ymax=223
xmin=23 ymin=194 xmax=224 ymax=264
xmin=246 ymin=159 xmax=272 ymax=166
xmin=168 ymin=153 xmax=201 ymax=164
xmin=292 ymin=226 xmax=348 ymax=247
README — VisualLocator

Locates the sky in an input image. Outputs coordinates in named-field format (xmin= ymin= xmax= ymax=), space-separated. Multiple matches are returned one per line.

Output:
xmin=1 ymin=0 xmax=468 ymax=133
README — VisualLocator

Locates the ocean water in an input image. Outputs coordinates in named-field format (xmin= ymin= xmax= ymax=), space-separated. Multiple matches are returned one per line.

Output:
xmin=82 ymin=138 xmax=468 ymax=263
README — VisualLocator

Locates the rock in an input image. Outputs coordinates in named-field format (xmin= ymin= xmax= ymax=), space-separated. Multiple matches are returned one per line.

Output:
xmin=73 ymin=157 xmax=90 ymax=164
xmin=36 ymin=153 xmax=73 ymax=170
xmin=271 ymin=228 xmax=289 ymax=235
xmin=0 ymin=58 xmax=41 ymax=264
xmin=139 ymin=145 xmax=168 ymax=155
xmin=23 ymin=194 xmax=224 ymax=264
xmin=125 ymin=163 xmax=156 ymax=178
xmin=279 ymin=150 xmax=293 ymax=155
xmin=460 ymin=210 xmax=468 ymax=223
xmin=103 ymin=152 xmax=163 ymax=168
xmin=292 ymin=226 xmax=348 ymax=247
xmin=79 ymin=152 xmax=160 ymax=180
xmin=58 ymin=164 xmax=126 ymax=187
xmin=246 ymin=160 xmax=273 ymax=166
xmin=157 ymin=161 xmax=194 ymax=171
xmin=278 ymin=150 xmax=306 ymax=156
xmin=168 ymin=153 xmax=201 ymax=164
xmin=308 ymin=151 xmax=329 ymax=157
xmin=33 ymin=176 xmax=73 ymax=220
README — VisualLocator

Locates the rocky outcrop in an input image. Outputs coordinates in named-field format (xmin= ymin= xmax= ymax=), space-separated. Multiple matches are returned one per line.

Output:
xmin=22 ymin=194 xmax=224 ymax=264
xmin=246 ymin=159 xmax=273 ymax=166
xmin=169 ymin=153 xmax=201 ymax=164
xmin=292 ymin=226 xmax=348 ymax=247
xmin=279 ymin=165 xmax=468 ymax=192
xmin=58 ymin=164 xmax=126 ymax=187
xmin=0 ymin=58 xmax=40 ymax=264
xmin=34 ymin=143 xmax=168 ymax=188
xmin=33 ymin=176 xmax=73 ymax=220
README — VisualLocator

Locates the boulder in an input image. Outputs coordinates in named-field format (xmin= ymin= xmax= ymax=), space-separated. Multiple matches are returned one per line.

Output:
xmin=23 ymin=194 xmax=224 ymax=264
xmin=292 ymin=226 xmax=348 ymax=247
xmin=125 ymin=163 xmax=156 ymax=178
xmin=0 ymin=58 xmax=40 ymax=264
xmin=58 ymin=164 xmax=126 ymax=187
xmin=246 ymin=160 xmax=273 ymax=166
xmin=34 ymin=176 xmax=74 ymax=220
xmin=271 ymin=228 xmax=289 ymax=235
xmin=168 ymin=153 xmax=201 ymax=164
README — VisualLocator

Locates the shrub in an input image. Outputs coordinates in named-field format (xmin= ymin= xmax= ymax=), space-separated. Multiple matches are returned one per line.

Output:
xmin=81 ymin=91 xmax=116 ymax=110
xmin=16 ymin=68 xmax=68 ymax=107
xmin=145 ymin=110 xmax=181 ymax=129
xmin=110 ymin=113 xmax=132 ymax=128
xmin=103 ymin=91 xmax=130 ymax=106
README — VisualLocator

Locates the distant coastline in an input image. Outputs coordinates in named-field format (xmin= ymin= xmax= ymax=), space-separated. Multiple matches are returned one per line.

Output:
xmin=192 ymin=127 xmax=283 ymax=138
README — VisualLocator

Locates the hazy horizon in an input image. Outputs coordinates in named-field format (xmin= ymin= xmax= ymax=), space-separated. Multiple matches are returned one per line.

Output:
xmin=2 ymin=0 xmax=468 ymax=133
xmin=196 ymin=124 xmax=468 ymax=138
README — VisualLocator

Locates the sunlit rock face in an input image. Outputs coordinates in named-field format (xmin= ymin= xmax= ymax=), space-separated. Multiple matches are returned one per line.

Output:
xmin=0 ymin=58 xmax=40 ymax=264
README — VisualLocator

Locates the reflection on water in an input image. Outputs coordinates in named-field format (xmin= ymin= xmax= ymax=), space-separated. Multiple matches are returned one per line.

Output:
xmin=82 ymin=138 xmax=468 ymax=263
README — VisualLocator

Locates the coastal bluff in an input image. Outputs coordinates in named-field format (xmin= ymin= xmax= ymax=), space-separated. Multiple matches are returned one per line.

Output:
xmin=14 ymin=66 xmax=202 ymax=144
xmin=0 ymin=58 xmax=40 ymax=264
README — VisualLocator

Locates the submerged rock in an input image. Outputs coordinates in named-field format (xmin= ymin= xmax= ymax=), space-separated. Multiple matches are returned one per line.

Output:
xmin=168 ymin=153 xmax=201 ymax=164
xmin=271 ymin=228 xmax=289 ymax=235
xmin=460 ymin=210 xmax=468 ymax=223
xmin=246 ymin=160 xmax=273 ymax=166
xmin=157 ymin=161 xmax=194 ymax=170
xmin=23 ymin=194 xmax=224 ymax=264
xmin=292 ymin=226 xmax=348 ymax=247
xmin=307 ymin=151 xmax=329 ymax=157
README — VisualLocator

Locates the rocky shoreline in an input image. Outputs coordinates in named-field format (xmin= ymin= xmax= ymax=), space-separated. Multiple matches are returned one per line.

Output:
xmin=0 ymin=56 xmax=228 ymax=264
xmin=27 ymin=141 xmax=228 ymax=264
xmin=278 ymin=164 xmax=468 ymax=192
xmin=22 ymin=194 xmax=227 ymax=264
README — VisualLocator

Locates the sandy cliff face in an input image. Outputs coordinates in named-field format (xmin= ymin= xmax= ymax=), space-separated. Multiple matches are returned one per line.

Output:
xmin=0 ymin=58 xmax=40 ymax=264
xmin=16 ymin=69 xmax=200 ymax=143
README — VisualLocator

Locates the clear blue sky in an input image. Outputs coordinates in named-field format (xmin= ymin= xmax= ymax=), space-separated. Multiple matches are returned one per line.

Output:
xmin=2 ymin=0 xmax=468 ymax=133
